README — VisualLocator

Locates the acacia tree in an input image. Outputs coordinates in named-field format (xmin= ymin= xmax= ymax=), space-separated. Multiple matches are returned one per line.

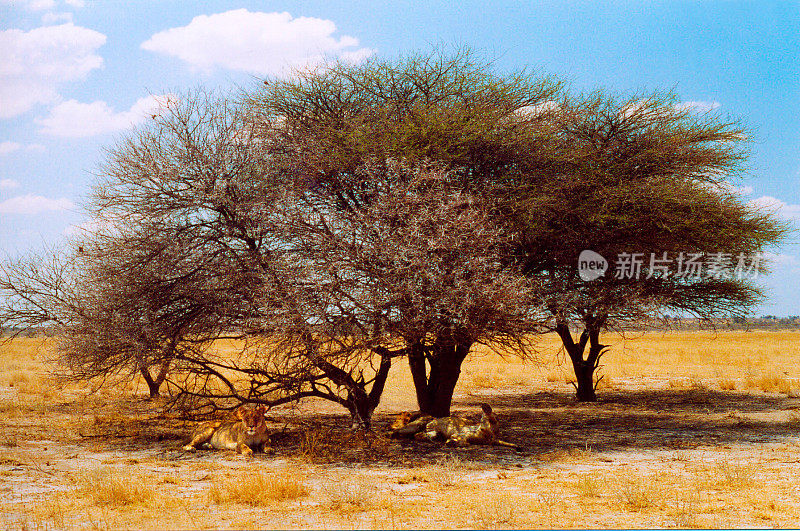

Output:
xmin=75 ymin=89 xmax=404 ymax=423
xmin=510 ymin=92 xmax=788 ymax=401
xmin=244 ymin=49 xmax=561 ymax=416
xmin=0 ymin=56 xmax=550 ymax=426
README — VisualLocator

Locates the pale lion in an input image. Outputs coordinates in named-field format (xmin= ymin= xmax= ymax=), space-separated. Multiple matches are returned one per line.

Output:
xmin=391 ymin=403 xmax=520 ymax=450
xmin=182 ymin=405 xmax=272 ymax=457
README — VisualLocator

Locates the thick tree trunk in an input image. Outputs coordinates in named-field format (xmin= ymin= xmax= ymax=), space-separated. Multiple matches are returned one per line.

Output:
xmin=408 ymin=341 xmax=432 ymax=413
xmin=408 ymin=336 xmax=472 ymax=418
xmin=572 ymin=359 xmax=597 ymax=402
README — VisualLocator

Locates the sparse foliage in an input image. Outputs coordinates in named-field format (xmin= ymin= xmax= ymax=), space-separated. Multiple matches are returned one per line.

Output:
xmin=510 ymin=92 xmax=788 ymax=400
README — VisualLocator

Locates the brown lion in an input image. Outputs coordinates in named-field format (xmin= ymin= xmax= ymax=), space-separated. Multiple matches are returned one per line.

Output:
xmin=182 ymin=405 xmax=272 ymax=457
xmin=390 ymin=411 xmax=434 ymax=437
xmin=391 ymin=404 xmax=520 ymax=450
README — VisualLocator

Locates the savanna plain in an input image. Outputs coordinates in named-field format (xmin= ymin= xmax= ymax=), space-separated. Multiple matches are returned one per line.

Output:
xmin=2 ymin=330 xmax=800 ymax=529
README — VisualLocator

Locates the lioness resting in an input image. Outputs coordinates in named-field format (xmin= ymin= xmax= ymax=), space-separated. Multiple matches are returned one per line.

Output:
xmin=183 ymin=405 xmax=272 ymax=457
xmin=390 ymin=411 xmax=434 ymax=438
xmin=391 ymin=404 xmax=520 ymax=450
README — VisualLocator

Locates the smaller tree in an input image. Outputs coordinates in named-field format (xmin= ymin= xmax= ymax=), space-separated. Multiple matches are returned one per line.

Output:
xmin=512 ymin=92 xmax=788 ymax=401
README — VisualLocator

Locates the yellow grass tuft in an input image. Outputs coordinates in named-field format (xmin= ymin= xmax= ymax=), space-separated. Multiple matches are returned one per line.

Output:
xmin=423 ymin=454 xmax=467 ymax=488
xmin=615 ymin=476 xmax=663 ymax=511
xmin=470 ymin=372 xmax=497 ymax=389
xmin=208 ymin=469 xmax=308 ymax=506
xmin=77 ymin=467 xmax=155 ymax=506
xmin=545 ymin=370 xmax=562 ymax=383
xmin=711 ymin=461 xmax=755 ymax=488
xmin=573 ymin=475 xmax=604 ymax=498
xmin=469 ymin=496 xmax=519 ymax=528
xmin=321 ymin=480 xmax=376 ymax=512
xmin=669 ymin=377 xmax=689 ymax=389
xmin=298 ymin=428 xmax=327 ymax=461
xmin=754 ymin=373 xmax=793 ymax=394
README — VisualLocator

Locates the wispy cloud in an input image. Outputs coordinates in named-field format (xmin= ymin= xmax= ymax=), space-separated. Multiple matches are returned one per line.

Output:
xmin=698 ymin=180 xmax=754 ymax=197
xmin=0 ymin=179 xmax=20 ymax=190
xmin=36 ymin=94 xmax=176 ymax=137
xmin=0 ymin=194 xmax=73 ymax=214
xmin=141 ymin=9 xmax=375 ymax=76
xmin=0 ymin=0 xmax=57 ymax=10
xmin=748 ymin=195 xmax=800 ymax=222
xmin=0 ymin=0 xmax=85 ymax=24
xmin=675 ymin=100 xmax=721 ymax=113
xmin=42 ymin=11 xmax=73 ymax=24
xmin=0 ymin=141 xmax=45 ymax=155
xmin=0 ymin=0 xmax=84 ymax=11
xmin=0 ymin=23 xmax=106 ymax=118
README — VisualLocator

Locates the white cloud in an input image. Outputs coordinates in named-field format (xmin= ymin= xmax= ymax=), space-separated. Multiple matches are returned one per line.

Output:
xmin=619 ymin=99 xmax=665 ymax=120
xmin=748 ymin=195 xmax=800 ymax=222
xmin=0 ymin=141 xmax=45 ymax=155
xmin=42 ymin=11 xmax=73 ymax=24
xmin=141 ymin=9 xmax=375 ymax=76
xmin=1 ymin=0 xmax=57 ymax=10
xmin=0 ymin=23 xmax=106 ymax=118
xmin=675 ymin=100 xmax=721 ymax=113
xmin=698 ymin=180 xmax=754 ymax=197
xmin=513 ymin=101 xmax=560 ymax=119
xmin=36 ymin=94 xmax=176 ymax=137
xmin=63 ymin=217 xmax=104 ymax=237
xmin=0 ymin=141 xmax=23 ymax=155
xmin=732 ymin=184 xmax=754 ymax=196
xmin=0 ymin=194 xmax=73 ymax=214
xmin=0 ymin=0 xmax=83 ymax=10
xmin=0 ymin=179 xmax=20 ymax=190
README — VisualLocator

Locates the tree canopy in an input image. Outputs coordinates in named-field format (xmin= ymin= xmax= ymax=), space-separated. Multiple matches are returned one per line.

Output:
xmin=0 ymin=49 xmax=787 ymax=422
xmin=509 ymin=92 xmax=787 ymax=400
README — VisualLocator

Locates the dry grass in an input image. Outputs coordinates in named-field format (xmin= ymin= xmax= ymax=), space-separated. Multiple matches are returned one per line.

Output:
xmin=77 ymin=467 xmax=155 ymax=506
xmin=208 ymin=468 xmax=309 ymax=506
xmin=423 ymin=454 xmax=468 ymax=488
xmin=615 ymin=476 xmax=663 ymax=511
xmin=469 ymin=496 xmax=519 ymax=529
xmin=574 ymin=475 xmax=604 ymax=498
xmin=3 ymin=331 xmax=800 ymax=529
xmin=710 ymin=461 xmax=755 ymax=488
xmin=320 ymin=480 xmax=376 ymax=512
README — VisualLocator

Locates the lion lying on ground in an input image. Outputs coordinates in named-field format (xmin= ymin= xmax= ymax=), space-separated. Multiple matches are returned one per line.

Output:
xmin=390 ymin=403 xmax=520 ymax=450
xmin=183 ymin=405 xmax=272 ymax=457
xmin=390 ymin=411 xmax=435 ymax=437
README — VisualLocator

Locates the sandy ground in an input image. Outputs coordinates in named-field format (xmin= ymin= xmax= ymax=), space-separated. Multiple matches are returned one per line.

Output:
xmin=2 ymin=375 xmax=800 ymax=529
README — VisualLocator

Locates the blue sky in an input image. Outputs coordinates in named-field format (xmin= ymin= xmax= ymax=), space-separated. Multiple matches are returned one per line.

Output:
xmin=1 ymin=0 xmax=798 ymax=314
